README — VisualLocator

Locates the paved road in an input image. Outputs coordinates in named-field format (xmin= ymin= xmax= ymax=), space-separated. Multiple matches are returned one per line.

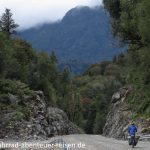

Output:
xmin=1 ymin=134 xmax=150 ymax=150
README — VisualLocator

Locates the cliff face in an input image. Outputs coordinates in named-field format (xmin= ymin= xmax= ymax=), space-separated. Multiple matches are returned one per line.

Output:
xmin=0 ymin=91 xmax=80 ymax=140
xmin=103 ymin=85 xmax=150 ymax=139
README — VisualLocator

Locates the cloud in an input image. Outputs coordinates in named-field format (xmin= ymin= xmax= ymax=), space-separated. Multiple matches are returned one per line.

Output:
xmin=0 ymin=0 xmax=103 ymax=30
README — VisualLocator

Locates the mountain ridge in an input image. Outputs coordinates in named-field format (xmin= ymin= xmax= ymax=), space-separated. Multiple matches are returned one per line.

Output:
xmin=20 ymin=6 xmax=126 ymax=73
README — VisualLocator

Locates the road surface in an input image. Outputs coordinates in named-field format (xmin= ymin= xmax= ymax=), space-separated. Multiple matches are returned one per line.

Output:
xmin=1 ymin=134 xmax=150 ymax=150
xmin=60 ymin=134 xmax=150 ymax=150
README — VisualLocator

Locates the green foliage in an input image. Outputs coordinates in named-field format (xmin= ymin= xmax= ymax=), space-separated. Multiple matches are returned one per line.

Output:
xmin=138 ymin=0 xmax=150 ymax=45
xmin=0 ymin=94 xmax=9 ymax=104
xmin=74 ymin=61 xmax=123 ymax=133
xmin=1 ymin=4 xmax=149 ymax=136
xmin=104 ymin=0 xmax=150 ymax=45
xmin=29 ymin=51 xmax=59 ymax=105
xmin=11 ymin=111 xmax=25 ymax=121
xmin=103 ymin=0 xmax=121 ymax=19
xmin=84 ymin=102 xmax=96 ymax=134
xmin=93 ymin=112 xmax=105 ymax=134
xmin=0 ymin=8 xmax=19 ymax=35
xmin=0 ymin=79 xmax=33 ymax=96
xmin=62 ymin=90 xmax=83 ymax=126
xmin=0 ymin=9 xmax=83 ymax=126
xmin=104 ymin=0 xmax=150 ymax=117
xmin=84 ymin=61 xmax=111 ymax=76
xmin=104 ymin=0 xmax=141 ymax=43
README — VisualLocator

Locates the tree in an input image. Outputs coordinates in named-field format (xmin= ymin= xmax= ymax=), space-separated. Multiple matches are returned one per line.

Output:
xmin=138 ymin=0 xmax=150 ymax=45
xmin=104 ymin=0 xmax=141 ymax=43
xmin=50 ymin=51 xmax=58 ymax=64
xmin=0 ymin=8 xmax=19 ymax=35
xmin=93 ymin=112 xmax=105 ymax=134
xmin=104 ymin=0 xmax=150 ymax=117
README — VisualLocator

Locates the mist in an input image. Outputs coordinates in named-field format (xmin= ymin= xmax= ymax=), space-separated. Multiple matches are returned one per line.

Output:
xmin=0 ymin=0 xmax=103 ymax=30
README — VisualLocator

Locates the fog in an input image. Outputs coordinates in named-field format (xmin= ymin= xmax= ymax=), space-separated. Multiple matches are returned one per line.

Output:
xmin=0 ymin=0 xmax=103 ymax=29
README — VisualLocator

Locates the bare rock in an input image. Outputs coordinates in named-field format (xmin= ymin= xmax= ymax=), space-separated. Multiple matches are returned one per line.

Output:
xmin=8 ymin=93 xmax=19 ymax=104
xmin=103 ymin=101 xmax=131 ymax=139
xmin=111 ymin=92 xmax=121 ymax=103
xmin=0 ymin=91 xmax=80 ymax=140
xmin=103 ymin=85 xmax=150 ymax=139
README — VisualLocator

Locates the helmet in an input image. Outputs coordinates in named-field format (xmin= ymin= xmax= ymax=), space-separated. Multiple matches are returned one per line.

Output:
xmin=131 ymin=121 xmax=135 ymax=125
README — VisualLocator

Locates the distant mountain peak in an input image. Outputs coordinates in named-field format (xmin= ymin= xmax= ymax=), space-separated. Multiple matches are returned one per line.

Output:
xmin=20 ymin=6 xmax=126 ymax=74
xmin=63 ymin=6 xmax=104 ymax=19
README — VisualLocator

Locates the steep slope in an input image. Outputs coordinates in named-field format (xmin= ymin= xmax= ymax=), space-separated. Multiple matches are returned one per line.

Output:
xmin=21 ymin=6 xmax=126 ymax=68
xmin=0 ymin=32 xmax=81 ymax=140
xmin=0 ymin=90 xmax=80 ymax=140
xmin=73 ymin=60 xmax=125 ymax=134
xmin=103 ymin=0 xmax=150 ymax=117
xmin=103 ymin=85 xmax=150 ymax=139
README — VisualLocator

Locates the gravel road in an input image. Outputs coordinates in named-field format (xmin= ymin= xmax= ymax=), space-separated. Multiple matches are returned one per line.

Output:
xmin=61 ymin=134 xmax=150 ymax=150
xmin=1 ymin=134 xmax=150 ymax=150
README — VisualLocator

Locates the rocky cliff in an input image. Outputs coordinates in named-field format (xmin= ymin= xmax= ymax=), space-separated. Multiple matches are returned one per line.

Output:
xmin=103 ymin=85 xmax=150 ymax=139
xmin=0 ymin=91 xmax=80 ymax=140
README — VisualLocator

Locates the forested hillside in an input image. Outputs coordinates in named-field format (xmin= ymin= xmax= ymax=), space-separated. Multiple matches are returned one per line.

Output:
xmin=0 ymin=8 xmax=127 ymax=135
xmin=0 ymin=9 xmax=83 ymax=131
xmin=71 ymin=0 xmax=150 ymax=133
xmin=103 ymin=0 xmax=150 ymax=117
xmin=73 ymin=58 xmax=126 ymax=134
xmin=0 ymin=0 xmax=149 ymax=138
xmin=21 ymin=6 xmax=126 ymax=74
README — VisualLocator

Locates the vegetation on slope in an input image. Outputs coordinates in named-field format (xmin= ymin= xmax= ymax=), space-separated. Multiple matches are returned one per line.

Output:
xmin=0 ymin=9 xmax=83 ymax=127
xmin=0 ymin=8 xmax=127 ymax=134
xmin=73 ymin=52 xmax=129 ymax=134
xmin=21 ymin=6 xmax=126 ymax=74
xmin=1 ymin=0 xmax=150 ymax=136
xmin=103 ymin=0 xmax=150 ymax=117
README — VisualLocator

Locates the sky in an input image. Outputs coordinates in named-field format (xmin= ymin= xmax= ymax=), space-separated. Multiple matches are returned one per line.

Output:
xmin=0 ymin=0 xmax=103 ymax=30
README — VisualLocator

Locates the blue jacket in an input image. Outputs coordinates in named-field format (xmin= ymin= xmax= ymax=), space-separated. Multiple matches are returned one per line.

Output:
xmin=128 ymin=124 xmax=137 ymax=135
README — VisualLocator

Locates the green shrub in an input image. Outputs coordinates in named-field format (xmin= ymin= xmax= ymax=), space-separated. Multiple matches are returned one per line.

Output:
xmin=0 ymin=79 xmax=34 ymax=96
xmin=12 ymin=111 xmax=25 ymax=121
xmin=0 ymin=93 xmax=9 ymax=104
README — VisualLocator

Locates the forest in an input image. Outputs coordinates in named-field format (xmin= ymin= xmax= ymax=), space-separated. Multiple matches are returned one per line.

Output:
xmin=0 ymin=0 xmax=150 ymax=135
xmin=103 ymin=0 xmax=150 ymax=117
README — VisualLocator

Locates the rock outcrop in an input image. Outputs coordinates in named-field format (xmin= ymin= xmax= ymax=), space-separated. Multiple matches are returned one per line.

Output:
xmin=0 ymin=91 xmax=80 ymax=140
xmin=103 ymin=85 xmax=150 ymax=139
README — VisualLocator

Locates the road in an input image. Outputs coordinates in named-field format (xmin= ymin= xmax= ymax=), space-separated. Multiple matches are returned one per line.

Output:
xmin=1 ymin=134 xmax=150 ymax=150
xmin=60 ymin=134 xmax=150 ymax=150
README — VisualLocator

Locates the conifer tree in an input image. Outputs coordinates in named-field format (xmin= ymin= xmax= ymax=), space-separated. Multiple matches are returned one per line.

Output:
xmin=0 ymin=8 xmax=18 ymax=35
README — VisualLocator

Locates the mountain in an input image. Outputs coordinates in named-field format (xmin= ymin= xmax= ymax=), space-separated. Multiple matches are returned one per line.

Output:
xmin=20 ymin=6 xmax=126 ymax=73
